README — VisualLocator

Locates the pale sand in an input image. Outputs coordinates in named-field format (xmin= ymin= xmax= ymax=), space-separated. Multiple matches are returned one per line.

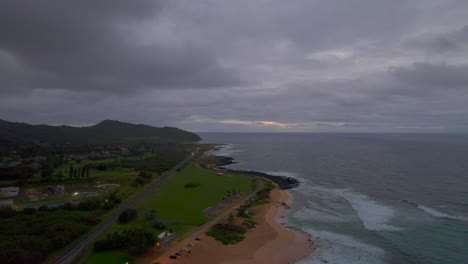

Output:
xmin=148 ymin=188 xmax=314 ymax=264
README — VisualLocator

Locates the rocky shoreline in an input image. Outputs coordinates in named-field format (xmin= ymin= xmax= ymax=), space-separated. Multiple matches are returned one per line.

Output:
xmin=214 ymin=156 xmax=300 ymax=189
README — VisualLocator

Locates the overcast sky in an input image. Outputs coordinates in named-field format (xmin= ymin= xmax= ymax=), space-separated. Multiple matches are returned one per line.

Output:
xmin=1 ymin=1 xmax=468 ymax=132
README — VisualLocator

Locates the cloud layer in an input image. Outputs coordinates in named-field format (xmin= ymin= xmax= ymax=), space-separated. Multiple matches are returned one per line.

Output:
xmin=1 ymin=0 xmax=467 ymax=132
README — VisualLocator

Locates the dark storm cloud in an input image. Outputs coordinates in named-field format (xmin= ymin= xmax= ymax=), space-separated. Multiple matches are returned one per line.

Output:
xmin=391 ymin=62 xmax=468 ymax=90
xmin=0 ymin=1 xmax=243 ymax=93
xmin=405 ymin=25 xmax=468 ymax=54
xmin=1 ymin=0 xmax=468 ymax=132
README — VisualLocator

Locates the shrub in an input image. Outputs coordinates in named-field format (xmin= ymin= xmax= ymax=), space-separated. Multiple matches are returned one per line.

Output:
xmin=145 ymin=210 xmax=157 ymax=220
xmin=76 ymin=216 xmax=101 ymax=225
xmin=0 ymin=205 xmax=16 ymax=218
xmin=77 ymin=199 xmax=101 ymax=211
xmin=119 ymin=208 xmax=137 ymax=223
xmin=101 ymin=228 xmax=155 ymax=255
xmin=93 ymin=239 xmax=113 ymax=251
xmin=23 ymin=207 xmax=36 ymax=215
xmin=122 ymin=227 xmax=156 ymax=254
xmin=242 ymin=220 xmax=257 ymax=229
xmin=206 ymin=223 xmax=247 ymax=245
xmin=135 ymin=176 xmax=150 ymax=185
xmin=95 ymin=164 xmax=108 ymax=170
xmin=152 ymin=218 xmax=168 ymax=229
xmin=60 ymin=202 xmax=75 ymax=210
xmin=138 ymin=171 xmax=153 ymax=179
xmin=184 ymin=181 xmax=200 ymax=188
xmin=38 ymin=205 xmax=49 ymax=212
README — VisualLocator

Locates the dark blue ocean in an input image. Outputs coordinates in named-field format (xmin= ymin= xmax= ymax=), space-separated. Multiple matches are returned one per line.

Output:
xmin=199 ymin=133 xmax=468 ymax=264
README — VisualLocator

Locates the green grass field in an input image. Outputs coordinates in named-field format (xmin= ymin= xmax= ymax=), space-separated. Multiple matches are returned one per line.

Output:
xmin=81 ymin=162 xmax=254 ymax=263
xmin=133 ymin=163 xmax=253 ymax=231
xmin=81 ymin=251 xmax=135 ymax=264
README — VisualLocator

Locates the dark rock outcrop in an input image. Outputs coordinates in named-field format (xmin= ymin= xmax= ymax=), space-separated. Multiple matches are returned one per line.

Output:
xmin=214 ymin=156 xmax=300 ymax=189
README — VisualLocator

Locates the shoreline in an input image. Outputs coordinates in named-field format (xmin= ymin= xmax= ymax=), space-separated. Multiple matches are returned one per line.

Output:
xmin=146 ymin=150 xmax=314 ymax=264
xmin=149 ymin=188 xmax=314 ymax=264
xmin=213 ymin=155 xmax=301 ymax=189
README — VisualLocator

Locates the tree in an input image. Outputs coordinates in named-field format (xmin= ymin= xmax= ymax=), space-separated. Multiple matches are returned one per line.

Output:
xmin=40 ymin=164 xmax=53 ymax=180
xmin=93 ymin=239 xmax=113 ymax=251
xmin=56 ymin=171 xmax=64 ymax=181
xmin=118 ymin=208 xmax=137 ymax=223
xmin=69 ymin=164 xmax=74 ymax=178
xmin=0 ymin=206 xmax=16 ymax=218
xmin=23 ymin=208 xmax=36 ymax=215
xmin=145 ymin=210 xmax=157 ymax=220
xmin=151 ymin=218 xmax=168 ymax=229
xmin=86 ymin=167 xmax=90 ymax=178
xmin=81 ymin=167 xmax=85 ymax=178
xmin=123 ymin=227 xmax=156 ymax=254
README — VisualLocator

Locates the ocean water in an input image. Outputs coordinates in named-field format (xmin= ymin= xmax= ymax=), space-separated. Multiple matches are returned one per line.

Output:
xmin=199 ymin=133 xmax=468 ymax=264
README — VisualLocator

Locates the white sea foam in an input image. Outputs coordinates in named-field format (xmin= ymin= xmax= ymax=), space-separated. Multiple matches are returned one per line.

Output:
xmin=296 ymin=229 xmax=386 ymax=264
xmin=333 ymin=189 xmax=403 ymax=231
xmin=262 ymin=170 xmax=300 ymax=178
xmin=211 ymin=144 xmax=243 ymax=156
xmin=293 ymin=205 xmax=346 ymax=222
xmin=417 ymin=205 xmax=468 ymax=221
xmin=297 ymin=185 xmax=402 ymax=231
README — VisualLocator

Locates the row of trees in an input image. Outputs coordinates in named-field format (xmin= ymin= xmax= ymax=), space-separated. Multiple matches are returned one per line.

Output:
xmin=94 ymin=228 xmax=156 ymax=254
xmin=68 ymin=165 xmax=90 ymax=179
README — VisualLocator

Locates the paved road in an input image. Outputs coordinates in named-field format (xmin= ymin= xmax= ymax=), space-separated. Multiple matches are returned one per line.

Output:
xmin=48 ymin=153 xmax=196 ymax=264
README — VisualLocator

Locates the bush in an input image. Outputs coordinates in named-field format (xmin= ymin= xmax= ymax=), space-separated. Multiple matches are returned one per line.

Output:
xmin=205 ymin=223 xmax=247 ymax=245
xmin=76 ymin=215 xmax=101 ymax=225
xmin=184 ymin=181 xmax=200 ymax=188
xmin=95 ymin=164 xmax=108 ymax=170
xmin=119 ymin=208 xmax=137 ymax=223
xmin=145 ymin=210 xmax=157 ymax=220
xmin=93 ymin=239 xmax=114 ymax=251
xmin=38 ymin=205 xmax=49 ymax=212
xmin=100 ymin=228 xmax=155 ymax=255
xmin=60 ymin=202 xmax=75 ymax=210
xmin=138 ymin=171 xmax=153 ymax=179
xmin=0 ymin=205 xmax=16 ymax=218
xmin=135 ymin=176 xmax=150 ymax=185
xmin=123 ymin=227 xmax=156 ymax=254
xmin=242 ymin=220 xmax=257 ymax=229
xmin=151 ymin=218 xmax=168 ymax=229
xmin=23 ymin=207 xmax=36 ymax=215
xmin=77 ymin=199 xmax=101 ymax=211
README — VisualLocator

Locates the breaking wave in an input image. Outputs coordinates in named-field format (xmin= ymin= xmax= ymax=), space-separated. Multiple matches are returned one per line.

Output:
xmin=417 ymin=205 xmax=468 ymax=221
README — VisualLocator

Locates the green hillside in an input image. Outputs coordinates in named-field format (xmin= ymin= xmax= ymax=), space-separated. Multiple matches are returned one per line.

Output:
xmin=0 ymin=119 xmax=201 ymax=146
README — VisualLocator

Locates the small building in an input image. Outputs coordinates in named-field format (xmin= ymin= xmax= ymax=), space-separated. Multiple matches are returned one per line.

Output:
xmin=55 ymin=185 xmax=65 ymax=194
xmin=157 ymin=231 xmax=175 ymax=245
xmin=0 ymin=199 xmax=14 ymax=206
xmin=0 ymin=186 xmax=19 ymax=198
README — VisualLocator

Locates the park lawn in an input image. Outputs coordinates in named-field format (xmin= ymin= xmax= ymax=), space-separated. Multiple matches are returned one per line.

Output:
xmin=81 ymin=251 xmax=135 ymax=264
xmin=133 ymin=162 xmax=253 ymax=231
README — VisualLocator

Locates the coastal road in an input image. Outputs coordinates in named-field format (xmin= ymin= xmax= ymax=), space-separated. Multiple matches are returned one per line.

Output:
xmin=48 ymin=152 xmax=196 ymax=264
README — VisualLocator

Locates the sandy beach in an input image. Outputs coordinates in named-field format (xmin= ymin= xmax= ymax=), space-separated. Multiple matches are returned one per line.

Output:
xmin=148 ymin=188 xmax=314 ymax=264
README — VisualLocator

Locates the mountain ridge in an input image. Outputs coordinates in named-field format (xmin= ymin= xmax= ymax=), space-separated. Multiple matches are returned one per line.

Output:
xmin=0 ymin=119 xmax=201 ymax=145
